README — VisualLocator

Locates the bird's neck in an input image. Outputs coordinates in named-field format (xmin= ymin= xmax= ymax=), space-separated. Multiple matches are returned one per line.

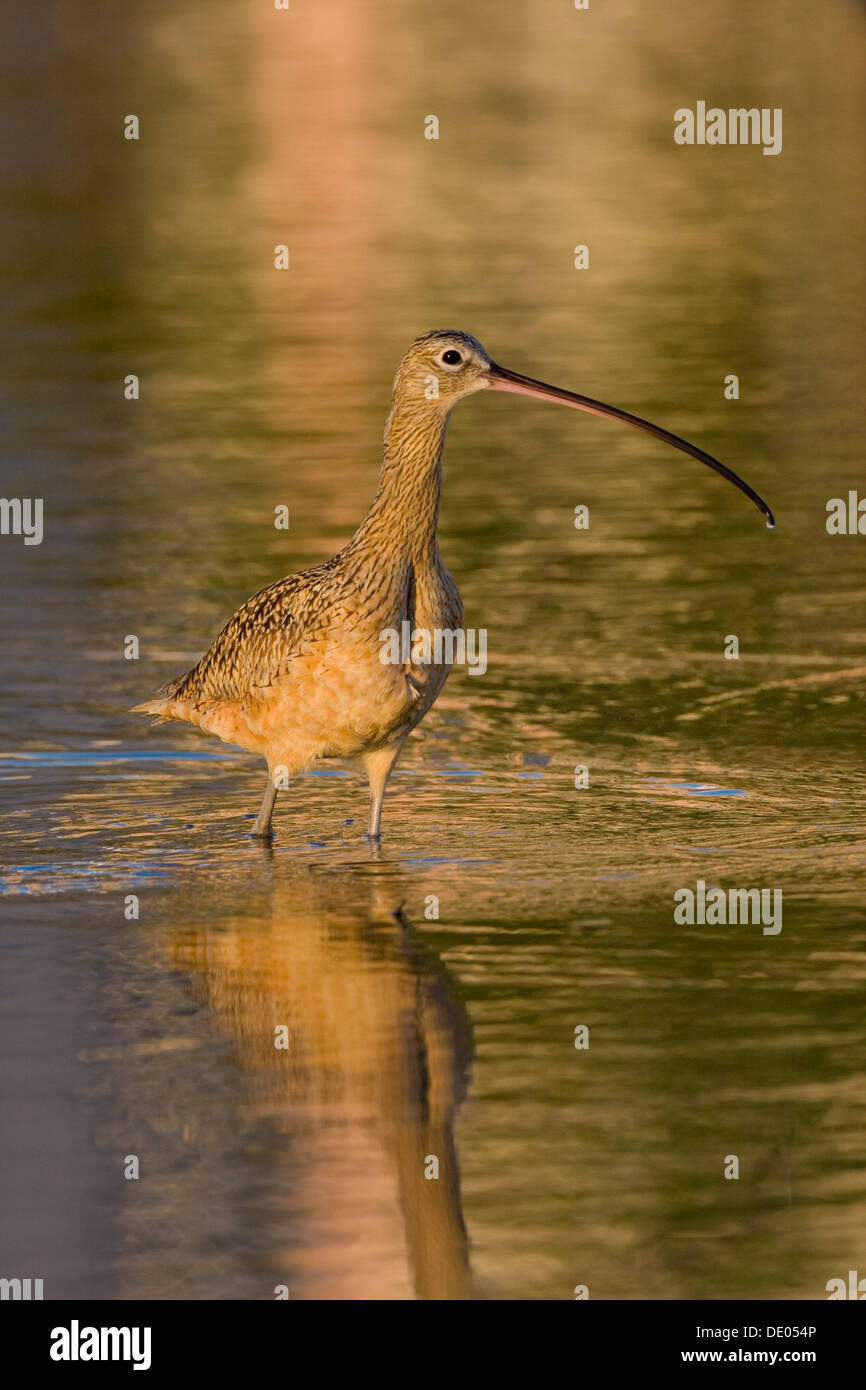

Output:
xmin=354 ymin=398 xmax=449 ymax=564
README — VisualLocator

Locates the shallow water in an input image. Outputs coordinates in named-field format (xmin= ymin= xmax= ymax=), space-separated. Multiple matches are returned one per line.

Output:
xmin=1 ymin=0 xmax=865 ymax=1299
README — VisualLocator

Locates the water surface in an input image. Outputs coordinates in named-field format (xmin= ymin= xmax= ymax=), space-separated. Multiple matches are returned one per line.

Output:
xmin=1 ymin=0 xmax=865 ymax=1299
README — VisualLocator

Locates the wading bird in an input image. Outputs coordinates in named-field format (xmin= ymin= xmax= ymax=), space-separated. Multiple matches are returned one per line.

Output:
xmin=134 ymin=331 xmax=773 ymax=840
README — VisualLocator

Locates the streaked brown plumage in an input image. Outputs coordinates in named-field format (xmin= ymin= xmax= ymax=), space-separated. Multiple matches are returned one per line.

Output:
xmin=134 ymin=330 xmax=474 ymax=839
xmin=134 ymin=329 xmax=773 ymax=839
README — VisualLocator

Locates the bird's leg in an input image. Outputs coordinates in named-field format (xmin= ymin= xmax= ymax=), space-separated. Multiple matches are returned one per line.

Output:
xmin=251 ymin=775 xmax=278 ymax=838
xmin=363 ymin=739 xmax=406 ymax=841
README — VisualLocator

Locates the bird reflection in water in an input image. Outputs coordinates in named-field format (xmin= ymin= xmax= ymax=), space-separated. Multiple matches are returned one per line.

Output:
xmin=160 ymin=854 xmax=474 ymax=1300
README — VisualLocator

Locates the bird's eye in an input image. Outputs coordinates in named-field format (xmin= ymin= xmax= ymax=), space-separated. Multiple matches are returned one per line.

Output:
xmin=441 ymin=349 xmax=462 ymax=365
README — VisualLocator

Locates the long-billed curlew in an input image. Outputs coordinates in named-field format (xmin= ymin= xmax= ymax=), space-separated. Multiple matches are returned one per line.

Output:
xmin=133 ymin=330 xmax=774 ymax=840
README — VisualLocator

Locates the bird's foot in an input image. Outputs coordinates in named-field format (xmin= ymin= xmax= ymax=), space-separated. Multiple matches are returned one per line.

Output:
xmin=364 ymin=830 xmax=383 ymax=859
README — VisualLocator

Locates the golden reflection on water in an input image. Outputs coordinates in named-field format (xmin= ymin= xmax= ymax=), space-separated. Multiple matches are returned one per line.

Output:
xmin=158 ymin=859 xmax=473 ymax=1300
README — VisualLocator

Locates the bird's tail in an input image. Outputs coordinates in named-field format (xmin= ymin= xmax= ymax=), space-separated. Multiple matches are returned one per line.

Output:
xmin=131 ymin=695 xmax=225 ymax=735
xmin=130 ymin=696 xmax=177 ymax=724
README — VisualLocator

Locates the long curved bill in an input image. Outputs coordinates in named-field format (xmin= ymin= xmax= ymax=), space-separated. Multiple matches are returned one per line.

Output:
xmin=485 ymin=362 xmax=775 ymax=528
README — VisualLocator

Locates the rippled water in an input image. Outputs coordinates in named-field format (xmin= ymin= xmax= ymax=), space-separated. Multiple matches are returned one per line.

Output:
xmin=1 ymin=0 xmax=865 ymax=1299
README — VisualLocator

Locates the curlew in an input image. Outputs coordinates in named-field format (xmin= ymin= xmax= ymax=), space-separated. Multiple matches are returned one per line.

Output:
xmin=133 ymin=330 xmax=773 ymax=841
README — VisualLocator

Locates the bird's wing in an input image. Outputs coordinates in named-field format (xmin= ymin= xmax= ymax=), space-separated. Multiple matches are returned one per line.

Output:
xmin=165 ymin=571 xmax=320 ymax=706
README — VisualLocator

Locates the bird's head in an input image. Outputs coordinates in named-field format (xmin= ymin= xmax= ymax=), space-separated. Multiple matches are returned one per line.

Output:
xmin=391 ymin=329 xmax=775 ymax=527
xmin=393 ymin=330 xmax=494 ymax=408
